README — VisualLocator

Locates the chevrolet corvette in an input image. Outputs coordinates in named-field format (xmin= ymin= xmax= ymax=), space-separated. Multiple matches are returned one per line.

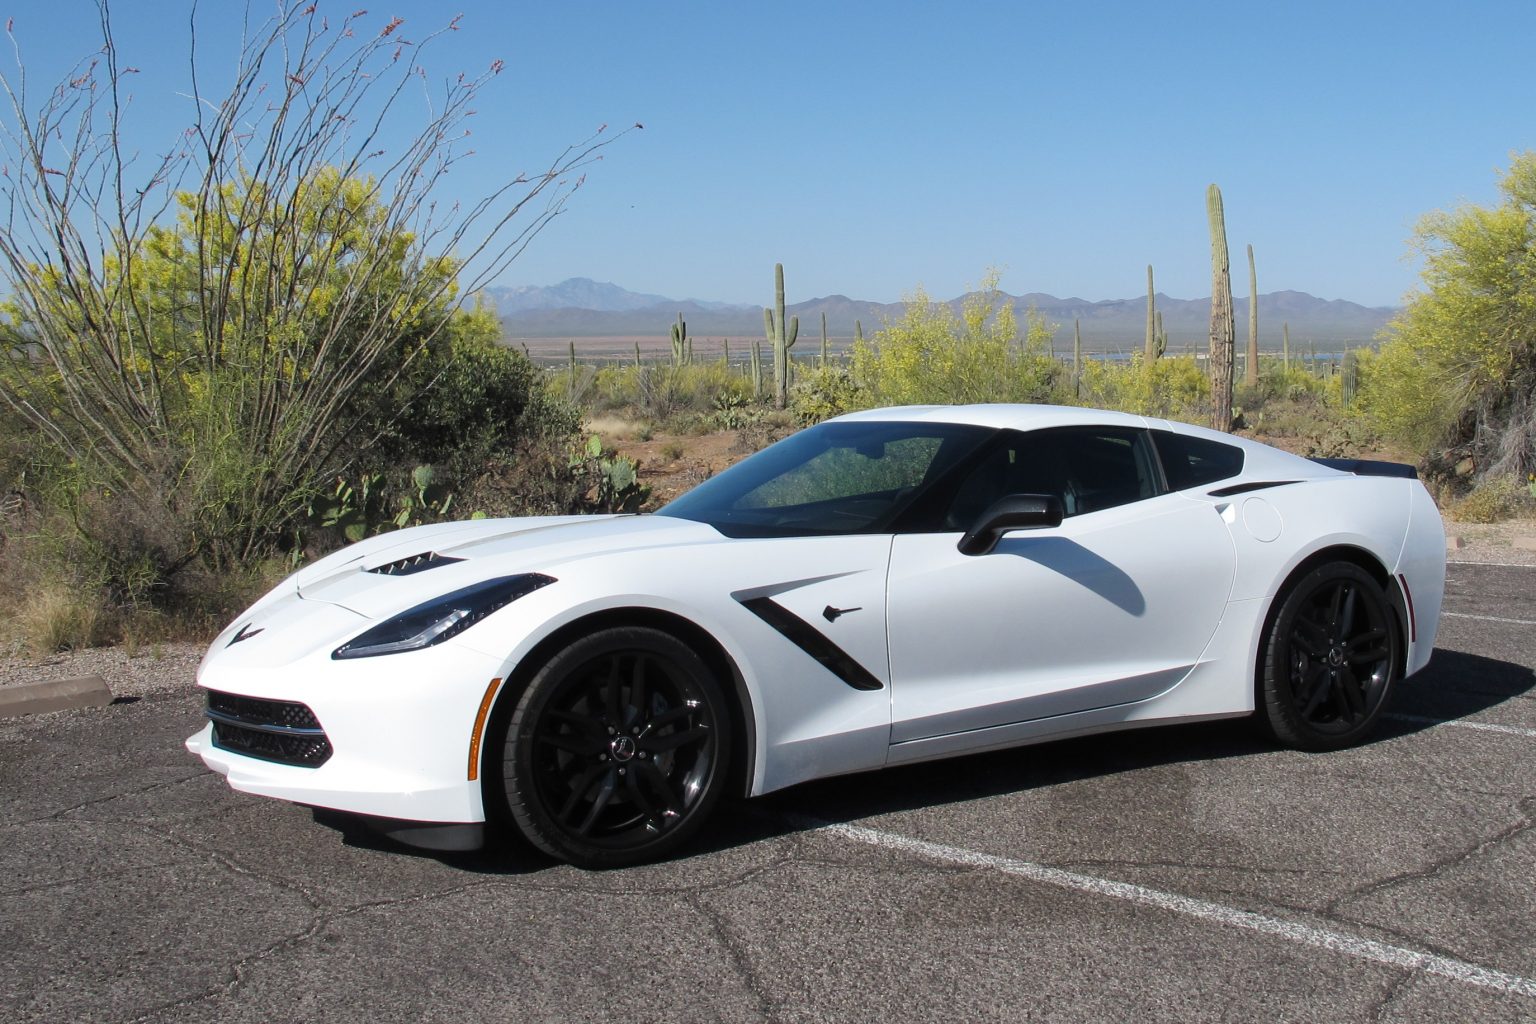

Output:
xmin=186 ymin=404 xmax=1446 ymax=867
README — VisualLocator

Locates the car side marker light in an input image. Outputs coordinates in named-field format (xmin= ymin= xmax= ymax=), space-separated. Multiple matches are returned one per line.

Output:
xmin=467 ymin=677 xmax=503 ymax=782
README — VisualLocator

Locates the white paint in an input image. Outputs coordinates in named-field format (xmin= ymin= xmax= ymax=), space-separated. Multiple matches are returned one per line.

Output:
xmin=1441 ymin=611 xmax=1536 ymax=627
xmin=1385 ymin=712 xmax=1536 ymax=739
xmin=804 ymin=818 xmax=1536 ymax=999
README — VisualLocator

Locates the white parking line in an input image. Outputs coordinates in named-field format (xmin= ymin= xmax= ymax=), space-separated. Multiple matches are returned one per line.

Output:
xmin=1384 ymin=713 xmax=1536 ymax=739
xmin=1441 ymin=611 xmax=1536 ymax=626
xmin=802 ymin=818 xmax=1536 ymax=999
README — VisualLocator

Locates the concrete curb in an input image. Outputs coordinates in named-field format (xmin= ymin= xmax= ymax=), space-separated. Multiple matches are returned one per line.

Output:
xmin=0 ymin=675 xmax=113 ymax=719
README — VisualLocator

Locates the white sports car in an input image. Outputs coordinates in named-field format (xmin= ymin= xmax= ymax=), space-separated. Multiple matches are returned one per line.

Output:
xmin=186 ymin=404 xmax=1446 ymax=867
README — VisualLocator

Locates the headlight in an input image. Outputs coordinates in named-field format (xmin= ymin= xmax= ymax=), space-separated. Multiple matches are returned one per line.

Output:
xmin=332 ymin=573 xmax=555 ymax=660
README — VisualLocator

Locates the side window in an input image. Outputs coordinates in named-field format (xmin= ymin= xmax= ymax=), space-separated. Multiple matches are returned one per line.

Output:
xmin=942 ymin=427 xmax=1161 ymax=527
xmin=1152 ymin=430 xmax=1245 ymax=490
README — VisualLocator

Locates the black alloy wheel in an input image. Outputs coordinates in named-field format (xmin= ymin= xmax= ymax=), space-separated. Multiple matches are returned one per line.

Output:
xmin=1259 ymin=561 xmax=1401 ymax=751
xmin=502 ymin=627 xmax=730 ymax=868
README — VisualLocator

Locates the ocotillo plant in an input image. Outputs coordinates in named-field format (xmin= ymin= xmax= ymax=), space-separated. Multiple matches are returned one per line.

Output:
xmin=750 ymin=340 xmax=764 ymax=398
xmin=670 ymin=312 xmax=689 ymax=366
xmin=820 ymin=312 xmax=829 ymax=367
xmin=1206 ymin=184 xmax=1235 ymax=432
xmin=763 ymin=263 xmax=799 ymax=409
xmin=1245 ymin=244 xmax=1259 ymax=389
xmin=1145 ymin=265 xmax=1158 ymax=361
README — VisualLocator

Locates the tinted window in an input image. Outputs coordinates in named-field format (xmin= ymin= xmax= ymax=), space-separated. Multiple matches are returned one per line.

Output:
xmin=658 ymin=420 xmax=993 ymax=536
xmin=940 ymin=427 xmax=1161 ymax=528
xmin=1152 ymin=430 xmax=1245 ymax=489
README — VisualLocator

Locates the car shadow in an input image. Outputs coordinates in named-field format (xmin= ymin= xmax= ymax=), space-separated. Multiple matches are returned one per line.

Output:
xmin=330 ymin=646 xmax=1533 ymax=873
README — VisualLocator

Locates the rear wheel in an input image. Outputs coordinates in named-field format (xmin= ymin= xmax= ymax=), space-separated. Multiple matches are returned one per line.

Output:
xmin=502 ymin=627 xmax=729 ymax=868
xmin=1259 ymin=562 xmax=1401 ymax=751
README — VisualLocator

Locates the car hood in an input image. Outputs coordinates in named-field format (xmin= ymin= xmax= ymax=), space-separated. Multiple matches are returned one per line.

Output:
xmin=291 ymin=514 xmax=726 ymax=619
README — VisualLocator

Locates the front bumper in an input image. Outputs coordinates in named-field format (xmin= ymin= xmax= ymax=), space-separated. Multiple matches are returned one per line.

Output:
xmin=186 ymin=638 xmax=510 ymax=825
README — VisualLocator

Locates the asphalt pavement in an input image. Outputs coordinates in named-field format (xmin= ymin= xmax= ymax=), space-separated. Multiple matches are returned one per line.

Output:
xmin=2 ymin=562 xmax=1534 ymax=1023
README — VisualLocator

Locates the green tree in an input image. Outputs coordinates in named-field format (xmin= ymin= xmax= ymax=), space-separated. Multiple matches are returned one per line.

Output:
xmin=1362 ymin=153 xmax=1536 ymax=481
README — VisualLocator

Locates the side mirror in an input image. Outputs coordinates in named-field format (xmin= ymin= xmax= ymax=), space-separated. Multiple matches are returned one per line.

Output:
xmin=957 ymin=493 xmax=1063 ymax=556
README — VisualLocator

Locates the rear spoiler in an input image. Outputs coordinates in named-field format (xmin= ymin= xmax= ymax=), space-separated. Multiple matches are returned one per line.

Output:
xmin=1309 ymin=457 xmax=1418 ymax=480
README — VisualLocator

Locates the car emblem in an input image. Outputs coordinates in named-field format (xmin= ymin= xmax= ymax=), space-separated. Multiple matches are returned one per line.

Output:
xmin=228 ymin=622 xmax=265 ymax=647
xmin=610 ymin=735 xmax=637 ymax=762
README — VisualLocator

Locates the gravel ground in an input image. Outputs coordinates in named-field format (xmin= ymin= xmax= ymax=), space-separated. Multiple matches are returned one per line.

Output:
xmin=1 ymin=515 xmax=1531 ymax=698
xmin=0 ymin=640 xmax=205 ymax=696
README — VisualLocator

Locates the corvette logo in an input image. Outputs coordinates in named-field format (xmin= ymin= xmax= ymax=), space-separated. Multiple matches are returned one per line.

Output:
xmin=227 ymin=622 xmax=265 ymax=647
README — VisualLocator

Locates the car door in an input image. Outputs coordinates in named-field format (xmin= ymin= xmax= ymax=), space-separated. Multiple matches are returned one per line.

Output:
xmin=886 ymin=426 xmax=1236 ymax=744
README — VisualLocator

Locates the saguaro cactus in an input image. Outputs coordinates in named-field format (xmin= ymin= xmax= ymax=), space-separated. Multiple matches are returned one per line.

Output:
xmin=670 ymin=312 xmax=688 ymax=366
xmin=722 ymin=337 xmax=730 ymax=366
xmin=1342 ymin=348 xmax=1359 ymax=407
xmin=1073 ymin=318 xmax=1083 ymax=399
xmin=1207 ymin=184 xmax=1235 ymax=432
xmin=1155 ymin=311 xmax=1167 ymax=359
xmin=1145 ymin=265 xmax=1158 ymax=361
xmin=568 ymin=340 xmax=577 ymax=390
xmin=763 ymin=263 xmax=799 ymax=409
xmin=820 ymin=312 xmax=829 ymax=367
xmin=1282 ymin=322 xmax=1291 ymax=370
xmin=750 ymin=340 xmax=764 ymax=398
xmin=1246 ymin=244 xmax=1259 ymax=389
xmin=855 ymin=320 xmax=864 ymax=345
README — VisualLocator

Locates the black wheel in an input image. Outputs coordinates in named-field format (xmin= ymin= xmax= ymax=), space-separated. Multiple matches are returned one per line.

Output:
xmin=502 ymin=627 xmax=730 ymax=868
xmin=1259 ymin=562 xmax=1401 ymax=751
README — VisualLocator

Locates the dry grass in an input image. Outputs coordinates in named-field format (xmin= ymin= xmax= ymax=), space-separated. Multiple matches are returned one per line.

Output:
xmin=14 ymin=586 xmax=109 ymax=656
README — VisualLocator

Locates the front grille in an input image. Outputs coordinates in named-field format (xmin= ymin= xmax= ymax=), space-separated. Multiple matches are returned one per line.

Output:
xmin=206 ymin=691 xmax=333 ymax=768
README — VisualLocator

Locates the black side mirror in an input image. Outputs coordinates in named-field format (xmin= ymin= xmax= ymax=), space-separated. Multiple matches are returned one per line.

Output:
xmin=957 ymin=493 xmax=1064 ymax=556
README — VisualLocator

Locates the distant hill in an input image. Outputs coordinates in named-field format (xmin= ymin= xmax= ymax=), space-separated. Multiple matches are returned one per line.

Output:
xmin=491 ymin=279 xmax=1395 ymax=350
xmin=484 ymin=278 xmax=750 ymax=315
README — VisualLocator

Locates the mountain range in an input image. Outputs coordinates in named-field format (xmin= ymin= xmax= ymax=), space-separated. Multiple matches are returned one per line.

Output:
xmin=485 ymin=278 xmax=1397 ymax=349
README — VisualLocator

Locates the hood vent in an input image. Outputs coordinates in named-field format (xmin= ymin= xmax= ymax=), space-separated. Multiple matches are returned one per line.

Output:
xmin=366 ymin=551 xmax=465 ymax=577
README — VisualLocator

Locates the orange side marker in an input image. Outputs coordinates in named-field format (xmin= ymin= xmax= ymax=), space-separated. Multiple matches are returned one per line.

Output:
xmin=467 ymin=678 xmax=503 ymax=781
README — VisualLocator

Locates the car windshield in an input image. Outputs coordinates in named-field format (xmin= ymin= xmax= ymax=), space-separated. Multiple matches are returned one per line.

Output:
xmin=656 ymin=420 xmax=994 ymax=536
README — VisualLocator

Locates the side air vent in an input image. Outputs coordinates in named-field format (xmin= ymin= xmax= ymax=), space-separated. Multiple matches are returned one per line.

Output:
xmin=738 ymin=596 xmax=885 ymax=691
xmin=366 ymin=552 xmax=465 ymax=576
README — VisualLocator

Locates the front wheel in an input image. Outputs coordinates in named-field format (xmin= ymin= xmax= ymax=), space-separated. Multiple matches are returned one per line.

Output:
xmin=501 ymin=627 xmax=730 ymax=868
xmin=1258 ymin=562 xmax=1401 ymax=751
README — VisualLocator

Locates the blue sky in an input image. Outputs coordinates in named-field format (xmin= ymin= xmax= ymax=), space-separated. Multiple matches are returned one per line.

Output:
xmin=6 ymin=1 xmax=1535 ymax=307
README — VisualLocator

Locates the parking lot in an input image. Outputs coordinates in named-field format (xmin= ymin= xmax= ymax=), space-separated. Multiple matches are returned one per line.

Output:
xmin=2 ymin=561 xmax=1534 ymax=1023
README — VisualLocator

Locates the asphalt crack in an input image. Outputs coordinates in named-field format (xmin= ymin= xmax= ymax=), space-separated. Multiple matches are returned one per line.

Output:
xmin=1325 ymin=796 xmax=1536 ymax=920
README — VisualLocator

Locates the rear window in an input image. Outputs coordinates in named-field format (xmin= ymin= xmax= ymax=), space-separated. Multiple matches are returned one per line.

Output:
xmin=1153 ymin=430 xmax=1245 ymax=489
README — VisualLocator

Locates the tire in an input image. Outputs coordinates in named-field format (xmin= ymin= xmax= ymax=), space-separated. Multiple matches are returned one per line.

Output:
xmin=1258 ymin=562 xmax=1401 ymax=751
xmin=501 ymin=627 xmax=730 ymax=868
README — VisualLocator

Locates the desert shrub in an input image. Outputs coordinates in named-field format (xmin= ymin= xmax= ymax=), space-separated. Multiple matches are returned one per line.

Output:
xmin=790 ymin=364 xmax=869 ymax=424
xmin=1359 ymin=153 xmax=1536 ymax=483
xmin=1078 ymin=354 xmax=1210 ymax=421
xmin=851 ymin=271 xmax=1062 ymax=407
xmin=0 ymin=7 xmax=619 ymax=641
xmin=1446 ymin=476 xmax=1535 ymax=523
